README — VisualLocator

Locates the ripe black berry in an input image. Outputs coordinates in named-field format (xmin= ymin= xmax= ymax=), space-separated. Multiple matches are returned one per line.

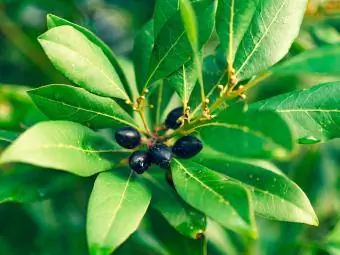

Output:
xmin=148 ymin=143 xmax=172 ymax=169
xmin=129 ymin=151 xmax=150 ymax=174
xmin=165 ymin=107 xmax=184 ymax=129
xmin=172 ymin=136 xmax=203 ymax=159
xmin=115 ymin=127 xmax=141 ymax=149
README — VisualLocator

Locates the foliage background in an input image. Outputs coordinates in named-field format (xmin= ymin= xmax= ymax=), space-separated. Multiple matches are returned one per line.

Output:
xmin=0 ymin=0 xmax=339 ymax=254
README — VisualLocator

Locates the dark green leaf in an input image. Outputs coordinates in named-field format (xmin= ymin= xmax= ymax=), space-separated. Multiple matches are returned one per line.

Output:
xmin=133 ymin=21 xmax=154 ymax=92
xmin=38 ymin=25 xmax=129 ymax=100
xmin=145 ymin=0 xmax=217 ymax=87
xmin=143 ymin=173 xmax=206 ymax=239
xmin=171 ymin=159 xmax=257 ymax=237
xmin=251 ymin=81 xmax=340 ymax=144
xmin=0 ymin=121 xmax=129 ymax=176
xmin=87 ymin=170 xmax=151 ymax=255
xmin=28 ymin=84 xmax=137 ymax=129
xmin=194 ymin=106 xmax=294 ymax=159
xmin=0 ymin=130 xmax=18 ymax=147
xmin=46 ymin=14 xmax=133 ymax=100
xmin=0 ymin=164 xmax=78 ymax=204
xmin=195 ymin=147 xmax=319 ymax=226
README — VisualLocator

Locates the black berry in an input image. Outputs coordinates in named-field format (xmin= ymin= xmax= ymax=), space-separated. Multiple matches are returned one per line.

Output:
xmin=172 ymin=136 xmax=203 ymax=159
xmin=148 ymin=143 xmax=172 ymax=169
xmin=129 ymin=151 xmax=150 ymax=174
xmin=165 ymin=107 xmax=184 ymax=129
xmin=115 ymin=127 xmax=141 ymax=149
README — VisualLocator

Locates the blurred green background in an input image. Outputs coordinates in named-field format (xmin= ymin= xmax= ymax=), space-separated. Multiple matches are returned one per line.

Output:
xmin=0 ymin=0 xmax=340 ymax=254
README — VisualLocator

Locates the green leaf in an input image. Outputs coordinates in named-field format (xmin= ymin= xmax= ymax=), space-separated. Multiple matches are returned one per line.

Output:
xmin=87 ymin=170 xmax=151 ymax=255
xmin=216 ymin=0 xmax=259 ymax=67
xmin=28 ymin=84 xmax=137 ymax=129
xmin=0 ymin=164 xmax=78 ymax=204
xmin=46 ymin=14 xmax=133 ymax=100
xmin=194 ymin=106 xmax=294 ymax=159
xmin=145 ymin=0 xmax=217 ymax=87
xmin=0 ymin=130 xmax=18 ymax=147
xmin=133 ymin=21 xmax=154 ymax=92
xmin=166 ymin=62 xmax=197 ymax=105
xmin=251 ymin=81 xmax=340 ymax=144
xmin=195 ymin=147 xmax=319 ymax=226
xmin=217 ymin=0 xmax=308 ymax=81
xmin=0 ymin=121 xmax=129 ymax=177
xmin=143 ymin=173 xmax=206 ymax=239
xmin=171 ymin=159 xmax=257 ymax=237
xmin=153 ymin=0 xmax=178 ymax=37
xmin=270 ymin=44 xmax=340 ymax=76
xmin=38 ymin=25 xmax=129 ymax=100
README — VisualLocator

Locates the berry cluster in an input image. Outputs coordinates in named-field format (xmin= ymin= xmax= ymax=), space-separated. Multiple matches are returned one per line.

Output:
xmin=114 ymin=107 xmax=203 ymax=174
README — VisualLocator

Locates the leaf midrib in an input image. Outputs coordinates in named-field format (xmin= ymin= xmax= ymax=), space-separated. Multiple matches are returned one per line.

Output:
xmin=174 ymin=159 xmax=250 ymax=227
xmin=145 ymin=31 xmax=186 ymax=87
xmin=39 ymin=38 xmax=128 ymax=100
xmin=4 ymin=144 xmax=129 ymax=154
xmin=30 ymin=92 xmax=138 ymax=129
xmin=102 ymin=171 xmax=133 ymax=245
xmin=235 ymin=0 xmax=288 ymax=77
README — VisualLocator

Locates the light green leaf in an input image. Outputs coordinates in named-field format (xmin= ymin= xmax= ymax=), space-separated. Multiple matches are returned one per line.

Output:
xmin=271 ymin=44 xmax=340 ymax=76
xmin=195 ymin=147 xmax=319 ymax=226
xmin=251 ymin=81 xmax=340 ymax=144
xmin=38 ymin=25 xmax=129 ymax=100
xmin=166 ymin=62 xmax=197 ymax=104
xmin=145 ymin=0 xmax=217 ymax=87
xmin=180 ymin=0 xmax=198 ymax=50
xmin=194 ymin=106 xmax=294 ymax=159
xmin=46 ymin=14 xmax=133 ymax=99
xmin=143 ymin=173 xmax=206 ymax=239
xmin=0 ymin=121 xmax=129 ymax=176
xmin=217 ymin=0 xmax=308 ymax=81
xmin=28 ymin=84 xmax=137 ymax=129
xmin=133 ymin=21 xmax=154 ymax=92
xmin=87 ymin=170 xmax=151 ymax=255
xmin=171 ymin=159 xmax=257 ymax=237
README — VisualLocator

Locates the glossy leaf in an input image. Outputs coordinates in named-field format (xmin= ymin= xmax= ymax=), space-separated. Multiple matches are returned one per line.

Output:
xmin=195 ymin=147 xmax=319 ymax=226
xmin=251 ymin=81 xmax=340 ymax=144
xmin=143 ymin=173 xmax=206 ymax=239
xmin=271 ymin=44 xmax=340 ymax=76
xmin=133 ymin=21 xmax=154 ymax=92
xmin=216 ymin=0 xmax=308 ymax=81
xmin=194 ymin=106 xmax=294 ymax=159
xmin=0 ymin=121 xmax=129 ymax=176
xmin=38 ymin=25 xmax=129 ymax=100
xmin=28 ymin=84 xmax=137 ymax=129
xmin=171 ymin=159 xmax=257 ymax=237
xmin=87 ymin=170 xmax=151 ymax=255
xmin=46 ymin=14 xmax=133 ymax=99
xmin=145 ymin=0 xmax=217 ymax=87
